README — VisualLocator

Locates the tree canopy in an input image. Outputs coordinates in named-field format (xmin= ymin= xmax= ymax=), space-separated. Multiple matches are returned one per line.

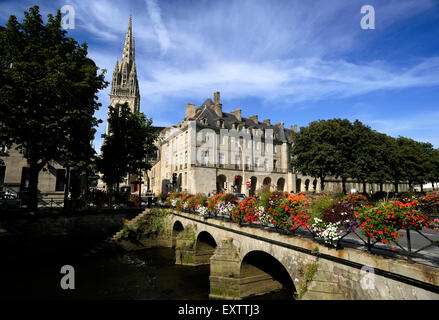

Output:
xmin=98 ymin=103 xmax=158 ymax=191
xmin=291 ymin=118 xmax=439 ymax=193
xmin=0 ymin=6 xmax=108 ymax=208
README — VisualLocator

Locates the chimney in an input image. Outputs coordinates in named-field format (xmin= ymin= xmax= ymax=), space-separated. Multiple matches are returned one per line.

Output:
xmin=231 ymin=108 xmax=242 ymax=122
xmin=214 ymin=91 xmax=220 ymax=105
xmin=263 ymin=119 xmax=271 ymax=125
xmin=185 ymin=103 xmax=195 ymax=118
xmin=249 ymin=115 xmax=258 ymax=124
xmin=212 ymin=92 xmax=222 ymax=117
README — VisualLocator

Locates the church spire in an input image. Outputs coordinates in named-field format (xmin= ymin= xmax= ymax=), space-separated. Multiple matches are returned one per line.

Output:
xmin=121 ymin=14 xmax=134 ymax=66
xmin=108 ymin=14 xmax=140 ymax=115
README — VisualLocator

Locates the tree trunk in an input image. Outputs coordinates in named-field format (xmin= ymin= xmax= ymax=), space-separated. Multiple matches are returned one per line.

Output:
xmin=379 ymin=182 xmax=383 ymax=193
xmin=431 ymin=181 xmax=435 ymax=191
xmin=319 ymin=176 xmax=325 ymax=191
xmin=342 ymin=177 xmax=347 ymax=195
xmin=362 ymin=180 xmax=367 ymax=194
xmin=138 ymin=171 xmax=142 ymax=198
xmin=408 ymin=181 xmax=412 ymax=191
xmin=394 ymin=180 xmax=399 ymax=193
xmin=28 ymin=161 xmax=44 ymax=210
xmin=420 ymin=183 xmax=424 ymax=192
xmin=63 ymin=166 xmax=70 ymax=210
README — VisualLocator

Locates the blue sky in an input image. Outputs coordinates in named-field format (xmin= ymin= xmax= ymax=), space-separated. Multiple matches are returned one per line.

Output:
xmin=1 ymin=0 xmax=439 ymax=151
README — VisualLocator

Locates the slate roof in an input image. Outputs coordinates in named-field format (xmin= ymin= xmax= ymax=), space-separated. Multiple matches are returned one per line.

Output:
xmin=185 ymin=98 xmax=296 ymax=143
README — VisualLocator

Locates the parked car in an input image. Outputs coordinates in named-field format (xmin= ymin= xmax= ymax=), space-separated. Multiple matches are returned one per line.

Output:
xmin=233 ymin=193 xmax=247 ymax=202
xmin=0 ymin=193 xmax=21 ymax=209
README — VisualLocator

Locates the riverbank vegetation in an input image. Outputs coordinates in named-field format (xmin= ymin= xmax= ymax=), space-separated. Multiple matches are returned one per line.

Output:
xmin=114 ymin=209 xmax=171 ymax=243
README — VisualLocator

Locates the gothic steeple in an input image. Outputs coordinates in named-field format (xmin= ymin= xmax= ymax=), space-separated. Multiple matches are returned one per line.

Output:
xmin=106 ymin=14 xmax=140 ymax=136
xmin=109 ymin=14 xmax=140 ymax=114
xmin=121 ymin=15 xmax=134 ymax=68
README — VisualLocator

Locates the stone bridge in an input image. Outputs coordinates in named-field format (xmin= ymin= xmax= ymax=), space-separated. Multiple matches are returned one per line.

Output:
xmin=126 ymin=209 xmax=439 ymax=300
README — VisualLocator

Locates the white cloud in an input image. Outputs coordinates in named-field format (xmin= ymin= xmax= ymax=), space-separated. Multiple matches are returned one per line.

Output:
xmin=136 ymin=57 xmax=439 ymax=106
xmin=145 ymin=0 xmax=170 ymax=55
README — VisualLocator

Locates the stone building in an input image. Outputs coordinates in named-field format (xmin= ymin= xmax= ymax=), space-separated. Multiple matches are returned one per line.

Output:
xmin=0 ymin=144 xmax=81 ymax=205
xmin=146 ymin=92 xmax=408 ymax=196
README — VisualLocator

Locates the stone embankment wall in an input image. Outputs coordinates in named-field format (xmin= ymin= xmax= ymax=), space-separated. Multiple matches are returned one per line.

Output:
xmin=0 ymin=208 xmax=143 ymax=263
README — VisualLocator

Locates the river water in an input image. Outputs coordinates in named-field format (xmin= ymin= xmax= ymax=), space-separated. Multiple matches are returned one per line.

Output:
xmin=0 ymin=245 xmax=291 ymax=300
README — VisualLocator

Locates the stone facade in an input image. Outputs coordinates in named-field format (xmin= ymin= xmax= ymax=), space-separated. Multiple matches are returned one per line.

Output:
xmin=0 ymin=145 xmax=66 ymax=203
xmin=146 ymin=92 xmax=408 ymax=196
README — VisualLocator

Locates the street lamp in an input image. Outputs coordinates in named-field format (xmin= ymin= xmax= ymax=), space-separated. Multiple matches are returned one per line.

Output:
xmin=237 ymin=141 xmax=247 ymax=195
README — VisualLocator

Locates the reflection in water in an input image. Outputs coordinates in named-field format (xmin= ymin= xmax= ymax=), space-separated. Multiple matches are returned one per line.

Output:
xmin=0 ymin=246 xmax=291 ymax=300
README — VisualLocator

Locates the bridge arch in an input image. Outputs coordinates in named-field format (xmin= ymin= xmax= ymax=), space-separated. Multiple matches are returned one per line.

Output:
xmin=194 ymin=231 xmax=217 ymax=265
xmin=172 ymin=220 xmax=184 ymax=232
xmin=171 ymin=220 xmax=184 ymax=247
xmin=196 ymin=231 xmax=217 ymax=249
xmin=240 ymin=250 xmax=296 ymax=299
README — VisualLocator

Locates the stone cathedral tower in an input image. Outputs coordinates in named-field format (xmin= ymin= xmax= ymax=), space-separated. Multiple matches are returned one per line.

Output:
xmin=105 ymin=15 xmax=140 ymax=135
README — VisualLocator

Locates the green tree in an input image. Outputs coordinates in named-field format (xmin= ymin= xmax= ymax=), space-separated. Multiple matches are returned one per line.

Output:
xmin=413 ymin=141 xmax=435 ymax=192
xmin=98 ymin=103 xmax=157 ymax=192
xmin=396 ymin=137 xmax=425 ymax=191
xmin=368 ymin=132 xmax=393 ymax=192
xmin=292 ymin=119 xmax=353 ymax=192
xmin=349 ymin=120 xmax=380 ymax=193
xmin=429 ymin=149 xmax=439 ymax=191
xmin=385 ymin=136 xmax=403 ymax=193
xmin=0 ymin=7 xmax=107 ymax=209
xmin=331 ymin=119 xmax=355 ymax=194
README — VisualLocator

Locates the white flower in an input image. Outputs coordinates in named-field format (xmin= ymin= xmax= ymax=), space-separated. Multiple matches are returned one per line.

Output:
xmin=255 ymin=207 xmax=270 ymax=225
xmin=311 ymin=219 xmax=342 ymax=245
xmin=196 ymin=205 xmax=209 ymax=217
xmin=216 ymin=201 xmax=236 ymax=217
